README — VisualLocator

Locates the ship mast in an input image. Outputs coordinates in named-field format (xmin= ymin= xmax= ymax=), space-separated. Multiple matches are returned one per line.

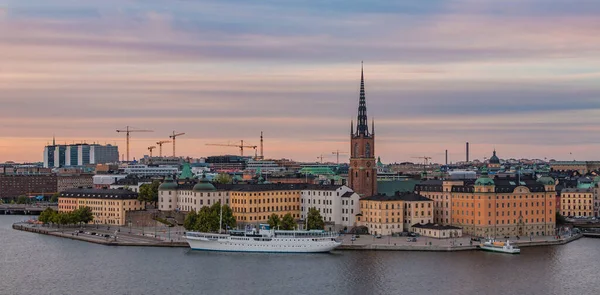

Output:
xmin=219 ymin=195 xmax=223 ymax=234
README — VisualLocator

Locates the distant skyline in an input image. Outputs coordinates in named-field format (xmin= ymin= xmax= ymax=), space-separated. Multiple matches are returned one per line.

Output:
xmin=1 ymin=0 xmax=600 ymax=164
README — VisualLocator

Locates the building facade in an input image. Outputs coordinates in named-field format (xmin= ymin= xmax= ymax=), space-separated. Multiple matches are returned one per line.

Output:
xmin=412 ymin=223 xmax=463 ymax=239
xmin=0 ymin=174 xmax=57 ymax=199
xmin=57 ymin=174 xmax=94 ymax=192
xmin=416 ymin=173 xmax=557 ymax=237
xmin=357 ymin=192 xmax=434 ymax=235
xmin=348 ymin=65 xmax=377 ymax=197
xmin=58 ymin=188 xmax=143 ymax=225
xmin=561 ymin=188 xmax=594 ymax=217
xmin=300 ymin=185 xmax=360 ymax=231
xmin=44 ymin=143 xmax=118 ymax=168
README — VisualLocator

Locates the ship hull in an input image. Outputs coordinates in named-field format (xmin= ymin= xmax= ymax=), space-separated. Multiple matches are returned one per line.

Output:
xmin=479 ymin=245 xmax=520 ymax=254
xmin=186 ymin=236 xmax=341 ymax=253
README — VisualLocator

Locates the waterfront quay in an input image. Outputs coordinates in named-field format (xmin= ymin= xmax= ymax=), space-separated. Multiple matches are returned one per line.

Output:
xmin=13 ymin=221 xmax=581 ymax=251
xmin=13 ymin=222 xmax=187 ymax=247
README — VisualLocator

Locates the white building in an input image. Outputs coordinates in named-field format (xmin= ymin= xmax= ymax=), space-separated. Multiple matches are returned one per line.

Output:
xmin=245 ymin=159 xmax=286 ymax=174
xmin=158 ymin=176 xmax=229 ymax=212
xmin=300 ymin=185 xmax=360 ymax=232
xmin=120 ymin=164 xmax=179 ymax=177
xmin=93 ymin=174 xmax=128 ymax=187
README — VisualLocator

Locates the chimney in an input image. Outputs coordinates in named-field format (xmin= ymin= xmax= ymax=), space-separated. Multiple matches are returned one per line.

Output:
xmin=445 ymin=150 xmax=448 ymax=165
xmin=466 ymin=142 xmax=470 ymax=162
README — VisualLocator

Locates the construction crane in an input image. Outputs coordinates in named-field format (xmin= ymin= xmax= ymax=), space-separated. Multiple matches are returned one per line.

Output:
xmin=116 ymin=126 xmax=153 ymax=162
xmin=317 ymin=154 xmax=333 ymax=164
xmin=169 ymin=131 xmax=185 ymax=157
xmin=148 ymin=146 xmax=156 ymax=157
xmin=156 ymin=140 xmax=171 ymax=157
xmin=412 ymin=156 xmax=432 ymax=174
xmin=205 ymin=140 xmax=257 ymax=157
xmin=332 ymin=150 xmax=349 ymax=165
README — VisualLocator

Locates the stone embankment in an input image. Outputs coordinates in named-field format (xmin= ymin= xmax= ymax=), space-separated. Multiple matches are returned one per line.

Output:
xmin=338 ymin=234 xmax=583 ymax=252
xmin=13 ymin=223 xmax=188 ymax=248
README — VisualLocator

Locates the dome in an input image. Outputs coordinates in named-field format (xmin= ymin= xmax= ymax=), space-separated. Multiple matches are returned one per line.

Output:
xmin=537 ymin=176 xmax=555 ymax=185
xmin=193 ymin=175 xmax=216 ymax=191
xmin=489 ymin=150 xmax=500 ymax=164
xmin=475 ymin=168 xmax=495 ymax=186
xmin=158 ymin=176 xmax=178 ymax=190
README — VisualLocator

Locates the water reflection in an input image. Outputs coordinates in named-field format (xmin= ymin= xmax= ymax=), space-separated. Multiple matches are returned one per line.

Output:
xmin=1 ymin=216 xmax=598 ymax=295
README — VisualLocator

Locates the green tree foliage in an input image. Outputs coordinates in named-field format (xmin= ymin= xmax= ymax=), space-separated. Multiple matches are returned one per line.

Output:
xmin=281 ymin=213 xmax=296 ymax=230
xmin=214 ymin=173 xmax=232 ymax=184
xmin=306 ymin=207 xmax=325 ymax=230
xmin=186 ymin=202 xmax=236 ymax=232
xmin=184 ymin=209 xmax=198 ymax=231
xmin=556 ymin=212 xmax=567 ymax=225
xmin=16 ymin=195 xmax=29 ymax=204
xmin=268 ymin=213 xmax=281 ymax=229
xmin=138 ymin=181 xmax=160 ymax=207
xmin=39 ymin=207 xmax=93 ymax=226
xmin=50 ymin=193 xmax=60 ymax=203
xmin=38 ymin=207 xmax=56 ymax=224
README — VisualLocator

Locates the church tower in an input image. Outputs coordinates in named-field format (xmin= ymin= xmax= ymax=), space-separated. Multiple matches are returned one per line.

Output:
xmin=348 ymin=63 xmax=377 ymax=197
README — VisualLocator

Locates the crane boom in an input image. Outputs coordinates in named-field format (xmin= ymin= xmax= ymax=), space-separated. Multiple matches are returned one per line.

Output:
xmin=331 ymin=150 xmax=349 ymax=165
xmin=205 ymin=140 xmax=256 ymax=157
xmin=169 ymin=131 xmax=186 ymax=157
xmin=116 ymin=126 xmax=153 ymax=162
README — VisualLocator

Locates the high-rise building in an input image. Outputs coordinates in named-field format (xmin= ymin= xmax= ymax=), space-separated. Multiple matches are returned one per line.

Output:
xmin=348 ymin=64 xmax=377 ymax=197
xmin=43 ymin=143 xmax=118 ymax=168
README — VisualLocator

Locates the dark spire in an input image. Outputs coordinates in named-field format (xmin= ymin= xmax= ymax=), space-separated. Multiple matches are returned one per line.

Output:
xmin=356 ymin=61 xmax=369 ymax=136
xmin=372 ymin=118 xmax=375 ymax=135
xmin=351 ymin=119 xmax=354 ymax=135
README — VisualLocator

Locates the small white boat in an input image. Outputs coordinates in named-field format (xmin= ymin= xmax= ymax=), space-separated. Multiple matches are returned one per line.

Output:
xmin=186 ymin=224 xmax=341 ymax=253
xmin=479 ymin=238 xmax=520 ymax=254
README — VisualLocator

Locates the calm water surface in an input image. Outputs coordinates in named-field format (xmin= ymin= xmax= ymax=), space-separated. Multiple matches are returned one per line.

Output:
xmin=1 ymin=215 xmax=599 ymax=295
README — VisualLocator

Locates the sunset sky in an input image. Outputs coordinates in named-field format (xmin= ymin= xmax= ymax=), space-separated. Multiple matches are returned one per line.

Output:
xmin=1 ymin=0 xmax=600 ymax=164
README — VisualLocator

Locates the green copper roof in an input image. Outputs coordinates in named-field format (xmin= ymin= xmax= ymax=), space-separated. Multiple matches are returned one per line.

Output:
xmin=178 ymin=163 xmax=195 ymax=180
xmin=193 ymin=175 xmax=216 ymax=191
xmin=475 ymin=169 xmax=494 ymax=186
xmin=159 ymin=176 xmax=178 ymax=190
xmin=299 ymin=167 xmax=335 ymax=175
xmin=537 ymin=176 xmax=555 ymax=186
xmin=377 ymin=157 xmax=384 ymax=167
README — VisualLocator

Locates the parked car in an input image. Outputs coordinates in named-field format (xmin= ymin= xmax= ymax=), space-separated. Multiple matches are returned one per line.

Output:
xmin=90 ymin=232 xmax=96 ymax=235
xmin=375 ymin=234 xmax=382 ymax=239
xmin=351 ymin=236 xmax=356 ymax=241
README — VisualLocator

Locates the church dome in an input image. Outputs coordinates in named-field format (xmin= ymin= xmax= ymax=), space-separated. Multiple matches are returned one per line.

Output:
xmin=193 ymin=175 xmax=216 ymax=191
xmin=489 ymin=150 xmax=500 ymax=164
xmin=158 ymin=176 xmax=178 ymax=190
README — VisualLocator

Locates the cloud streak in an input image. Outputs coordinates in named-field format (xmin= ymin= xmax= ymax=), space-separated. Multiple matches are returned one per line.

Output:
xmin=0 ymin=0 xmax=599 ymax=163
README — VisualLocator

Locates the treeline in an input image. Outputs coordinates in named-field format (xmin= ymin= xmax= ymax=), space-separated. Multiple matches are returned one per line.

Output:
xmin=184 ymin=202 xmax=236 ymax=232
xmin=38 ymin=207 xmax=94 ymax=226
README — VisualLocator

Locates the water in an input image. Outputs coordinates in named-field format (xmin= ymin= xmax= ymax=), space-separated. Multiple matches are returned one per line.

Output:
xmin=1 ymin=215 xmax=599 ymax=295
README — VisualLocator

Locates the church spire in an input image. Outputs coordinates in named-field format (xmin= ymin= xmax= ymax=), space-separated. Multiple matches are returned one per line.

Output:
xmin=356 ymin=61 xmax=369 ymax=136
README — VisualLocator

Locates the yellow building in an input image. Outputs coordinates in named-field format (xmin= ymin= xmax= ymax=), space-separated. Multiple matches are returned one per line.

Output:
xmin=416 ymin=173 xmax=557 ymax=237
xmin=561 ymin=188 xmax=594 ymax=217
xmin=230 ymin=185 xmax=301 ymax=224
xmin=58 ymin=188 xmax=143 ymax=225
xmin=357 ymin=192 xmax=433 ymax=235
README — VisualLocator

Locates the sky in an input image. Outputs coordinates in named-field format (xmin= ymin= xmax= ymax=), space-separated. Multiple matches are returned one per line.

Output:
xmin=1 ymin=0 xmax=600 ymax=164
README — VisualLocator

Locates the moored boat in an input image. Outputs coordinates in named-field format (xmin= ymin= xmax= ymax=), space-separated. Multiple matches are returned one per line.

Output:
xmin=478 ymin=238 xmax=520 ymax=254
xmin=186 ymin=224 xmax=341 ymax=253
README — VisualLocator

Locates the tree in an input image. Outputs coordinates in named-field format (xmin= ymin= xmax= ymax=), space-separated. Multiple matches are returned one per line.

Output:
xmin=281 ymin=213 xmax=296 ymax=230
xmin=214 ymin=173 xmax=232 ymax=184
xmin=38 ymin=207 xmax=55 ymax=224
xmin=556 ymin=212 xmax=567 ymax=225
xmin=306 ymin=207 xmax=324 ymax=230
xmin=221 ymin=204 xmax=236 ymax=231
xmin=138 ymin=181 xmax=160 ymax=208
xmin=184 ymin=209 xmax=198 ymax=231
xmin=268 ymin=213 xmax=281 ymax=229
xmin=16 ymin=195 xmax=29 ymax=204
xmin=50 ymin=193 xmax=60 ymax=203
xmin=75 ymin=206 xmax=94 ymax=225
xmin=195 ymin=206 xmax=219 ymax=232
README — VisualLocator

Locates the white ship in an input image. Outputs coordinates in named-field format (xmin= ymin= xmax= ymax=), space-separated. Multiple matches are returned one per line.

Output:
xmin=479 ymin=238 xmax=520 ymax=254
xmin=186 ymin=224 xmax=341 ymax=253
